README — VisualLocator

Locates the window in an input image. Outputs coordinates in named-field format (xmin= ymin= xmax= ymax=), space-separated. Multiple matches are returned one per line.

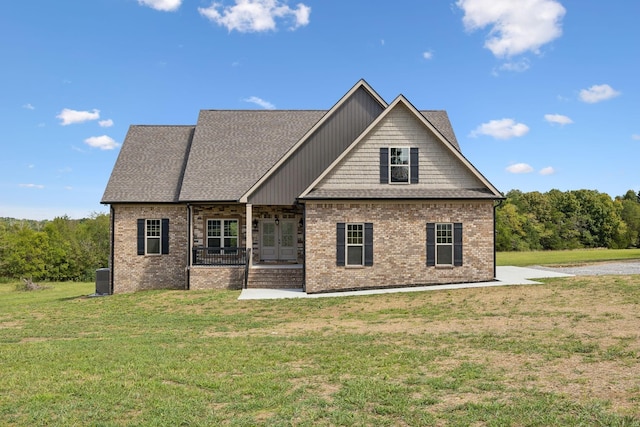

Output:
xmin=207 ymin=219 xmax=238 ymax=254
xmin=146 ymin=219 xmax=161 ymax=255
xmin=137 ymin=218 xmax=169 ymax=255
xmin=380 ymin=147 xmax=419 ymax=184
xmin=346 ymin=224 xmax=364 ymax=266
xmin=390 ymin=147 xmax=410 ymax=183
xmin=436 ymin=223 xmax=453 ymax=265
xmin=337 ymin=223 xmax=373 ymax=267
xmin=426 ymin=222 xmax=462 ymax=267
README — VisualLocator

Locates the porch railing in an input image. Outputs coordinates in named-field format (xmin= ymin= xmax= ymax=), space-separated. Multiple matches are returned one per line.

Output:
xmin=192 ymin=247 xmax=250 ymax=266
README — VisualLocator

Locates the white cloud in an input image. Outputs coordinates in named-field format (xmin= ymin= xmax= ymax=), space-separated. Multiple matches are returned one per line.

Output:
xmin=457 ymin=0 xmax=566 ymax=57
xmin=199 ymin=0 xmax=311 ymax=33
xmin=99 ymin=119 xmax=114 ymax=128
xmin=579 ymin=84 xmax=621 ymax=103
xmin=506 ymin=163 xmax=534 ymax=174
xmin=539 ymin=166 xmax=555 ymax=175
xmin=244 ymin=96 xmax=276 ymax=110
xmin=23 ymin=103 xmax=35 ymax=110
xmin=57 ymin=108 xmax=100 ymax=125
xmin=64 ymin=186 xmax=73 ymax=191
xmin=470 ymin=118 xmax=529 ymax=140
xmin=544 ymin=114 xmax=573 ymax=125
xmin=84 ymin=135 xmax=120 ymax=150
xmin=423 ymin=50 xmax=434 ymax=60
xmin=19 ymin=183 xmax=45 ymax=189
xmin=498 ymin=58 xmax=530 ymax=72
xmin=632 ymin=134 xmax=640 ymax=141
xmin=138 ymin=0 xmax=182 ymax=12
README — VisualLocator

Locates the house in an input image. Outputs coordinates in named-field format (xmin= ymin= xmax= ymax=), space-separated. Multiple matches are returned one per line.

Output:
xmin=101 ymin=80 xmax=503 ymax=294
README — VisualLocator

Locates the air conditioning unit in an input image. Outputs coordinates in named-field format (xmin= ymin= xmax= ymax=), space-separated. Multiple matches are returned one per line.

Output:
xmin=95 ymin=268 xmax=111 ymax=295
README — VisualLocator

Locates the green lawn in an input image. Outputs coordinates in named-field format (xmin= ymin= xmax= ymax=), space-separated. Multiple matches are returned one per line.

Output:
xmin=1 ymin=277 xmax=639 ymax=426
xmin=497 ymin=248 xmax=640 ymax=267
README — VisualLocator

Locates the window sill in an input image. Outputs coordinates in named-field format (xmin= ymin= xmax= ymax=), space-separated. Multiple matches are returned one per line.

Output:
xmin=345 ymin=265 xmax=365 ymax=269
xmin=435 ymin=265 xmax=454 ymax=269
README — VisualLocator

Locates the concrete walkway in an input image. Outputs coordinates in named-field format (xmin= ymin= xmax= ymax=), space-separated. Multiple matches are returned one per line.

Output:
xmin=238 ymin=266 xmax=573 ymax=300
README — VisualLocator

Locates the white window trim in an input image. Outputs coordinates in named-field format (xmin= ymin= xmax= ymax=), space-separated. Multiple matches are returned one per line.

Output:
xmin=435 ymin=223 xmax=453 ymax=266
xmin=389 ymin=146 xmax=410 ymax=185
xmin=346 ymin=223 xmax=364 ymax=266
xmin=146 ymin=219 xmax=161 ymax=256
xmin=207 ymin=218 xmax=239 ymax=253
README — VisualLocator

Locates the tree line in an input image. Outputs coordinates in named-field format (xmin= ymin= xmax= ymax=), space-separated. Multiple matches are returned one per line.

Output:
xmin=497 ymin=189 xmax=640 ymax=251
xmin=0 ymin=214 xmax=109 ymax=281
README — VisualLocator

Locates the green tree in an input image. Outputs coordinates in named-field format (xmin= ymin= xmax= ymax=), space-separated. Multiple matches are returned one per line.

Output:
xmin=496 ymin=201 xmax=529 ymax=251
xmin=617 ymin=190 xmax=640 ymax=247
xmin=0 ymin=225 xmax=50 ymax=280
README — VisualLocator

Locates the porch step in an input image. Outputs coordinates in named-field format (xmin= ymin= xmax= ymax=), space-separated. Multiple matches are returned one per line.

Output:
xmin=246 ymin=267 xmax=304 ymax=289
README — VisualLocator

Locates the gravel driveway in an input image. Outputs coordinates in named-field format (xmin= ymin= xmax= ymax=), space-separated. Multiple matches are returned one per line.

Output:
xmin=530 ymin=261 xmax=640 ymax=276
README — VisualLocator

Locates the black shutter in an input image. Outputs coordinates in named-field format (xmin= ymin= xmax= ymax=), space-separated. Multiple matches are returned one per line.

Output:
xmin=137 ymin=219 xmax=145 ymax=255
xmin=426 ymin=223 xmax=435 ymax=266
xmin=454 ymin=223 xmax=463 ymax=266
xmin=380 ymin=148 xmax=389 ymax=184
xmin=336 ymin=223 xmax=345 ymax=266
xmin=364 ymin=223 xmax=373 ymax=266
xmin=410 ymin=147 xmax=419 ymax=184
xmin=161 ymin=218 xmax=170 ymax=255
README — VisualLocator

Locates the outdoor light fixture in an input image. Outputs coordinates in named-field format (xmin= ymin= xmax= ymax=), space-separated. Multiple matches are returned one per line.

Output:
xmin=252 ymin=219 xmax=258 ymax=229
xmin=275 ymin=216 xmax=279 ymax=226
xmin=299 ymin=218 xmax=304 ymax=228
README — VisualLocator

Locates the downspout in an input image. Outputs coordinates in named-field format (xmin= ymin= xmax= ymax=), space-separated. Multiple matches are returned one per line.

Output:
xmin=187 ymin=204 xmax=192 ymax=290
xmin=493 ymin=199 xmax=504 ymax=279
xmin=109 ymin=205 xmax=115 ymax=294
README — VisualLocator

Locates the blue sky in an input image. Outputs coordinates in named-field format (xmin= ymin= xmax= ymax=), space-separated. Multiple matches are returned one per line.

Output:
xmin=1 ymin=0 xmax=638 ymax=219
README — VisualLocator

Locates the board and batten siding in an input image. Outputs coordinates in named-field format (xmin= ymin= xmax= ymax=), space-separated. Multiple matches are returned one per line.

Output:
xmin=316 ymin=104 xmax=484 ymax=190
xmin=248 ymin=86 xmax=385 ymax=205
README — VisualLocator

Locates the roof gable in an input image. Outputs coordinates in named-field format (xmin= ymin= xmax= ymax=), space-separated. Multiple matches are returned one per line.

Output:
xmin=300 ymin=96 xmax=502 ymax=199
xmin=242 ymin=80 xmax=387 ymax=204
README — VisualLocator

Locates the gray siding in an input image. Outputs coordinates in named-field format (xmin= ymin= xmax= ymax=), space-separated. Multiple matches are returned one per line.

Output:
xmin=315 ymin=104 xmax=484 ymax=191
xmin=248 ymin=87 xmax=385 ymax=205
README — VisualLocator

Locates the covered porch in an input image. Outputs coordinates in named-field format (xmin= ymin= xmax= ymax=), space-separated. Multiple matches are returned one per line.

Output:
xmin=188 ymin=203 xmax=305 ymax=290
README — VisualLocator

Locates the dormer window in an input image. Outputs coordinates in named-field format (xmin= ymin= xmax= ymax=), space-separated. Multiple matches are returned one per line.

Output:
xmin=380 ymin=147 xmax=419 ymax=184
xmin=390 ymin=147 xmax=410 ymax=183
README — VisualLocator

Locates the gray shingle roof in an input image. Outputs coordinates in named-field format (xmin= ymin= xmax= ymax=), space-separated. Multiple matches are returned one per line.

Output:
xmin=101 ymin=99 xmax=472 ymax=204
xmin=178 ymin=110 xmax=326 ymax=202
xmin=101 ymin=126 xmax=194 ymax=203
xmin=303 ymin=188 xmax=498 ymax=200
xmin=420 ymin=110 xmax=460 ymax=151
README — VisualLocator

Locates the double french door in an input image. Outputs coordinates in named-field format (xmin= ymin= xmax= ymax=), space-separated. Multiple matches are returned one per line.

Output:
xmin=260 ymin=220 xmax=296 ymax=261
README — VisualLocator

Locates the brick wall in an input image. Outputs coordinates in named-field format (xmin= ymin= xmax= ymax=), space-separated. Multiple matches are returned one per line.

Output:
xmin=112 ymin=204 xmax=188 ymax=293
xmin=189 ymin=266 xmax=245 ymax=290
xmin=304 ymin=200 xmax=495 ymax=293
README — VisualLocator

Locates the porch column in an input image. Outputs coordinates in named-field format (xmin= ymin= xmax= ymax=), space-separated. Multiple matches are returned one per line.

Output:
xmin=246 ymin=203 xmax=252 ymax=255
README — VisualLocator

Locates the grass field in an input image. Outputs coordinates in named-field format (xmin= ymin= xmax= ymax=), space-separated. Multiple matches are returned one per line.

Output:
xmin=497 ymin=248 xmax=640 ymax=267
xmin=1 ymin=273 xmax=639 ymax=426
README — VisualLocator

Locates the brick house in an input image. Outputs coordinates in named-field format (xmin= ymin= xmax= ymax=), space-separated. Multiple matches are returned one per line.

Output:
xmin=101 ymin=80 xmax=503 ymax=294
